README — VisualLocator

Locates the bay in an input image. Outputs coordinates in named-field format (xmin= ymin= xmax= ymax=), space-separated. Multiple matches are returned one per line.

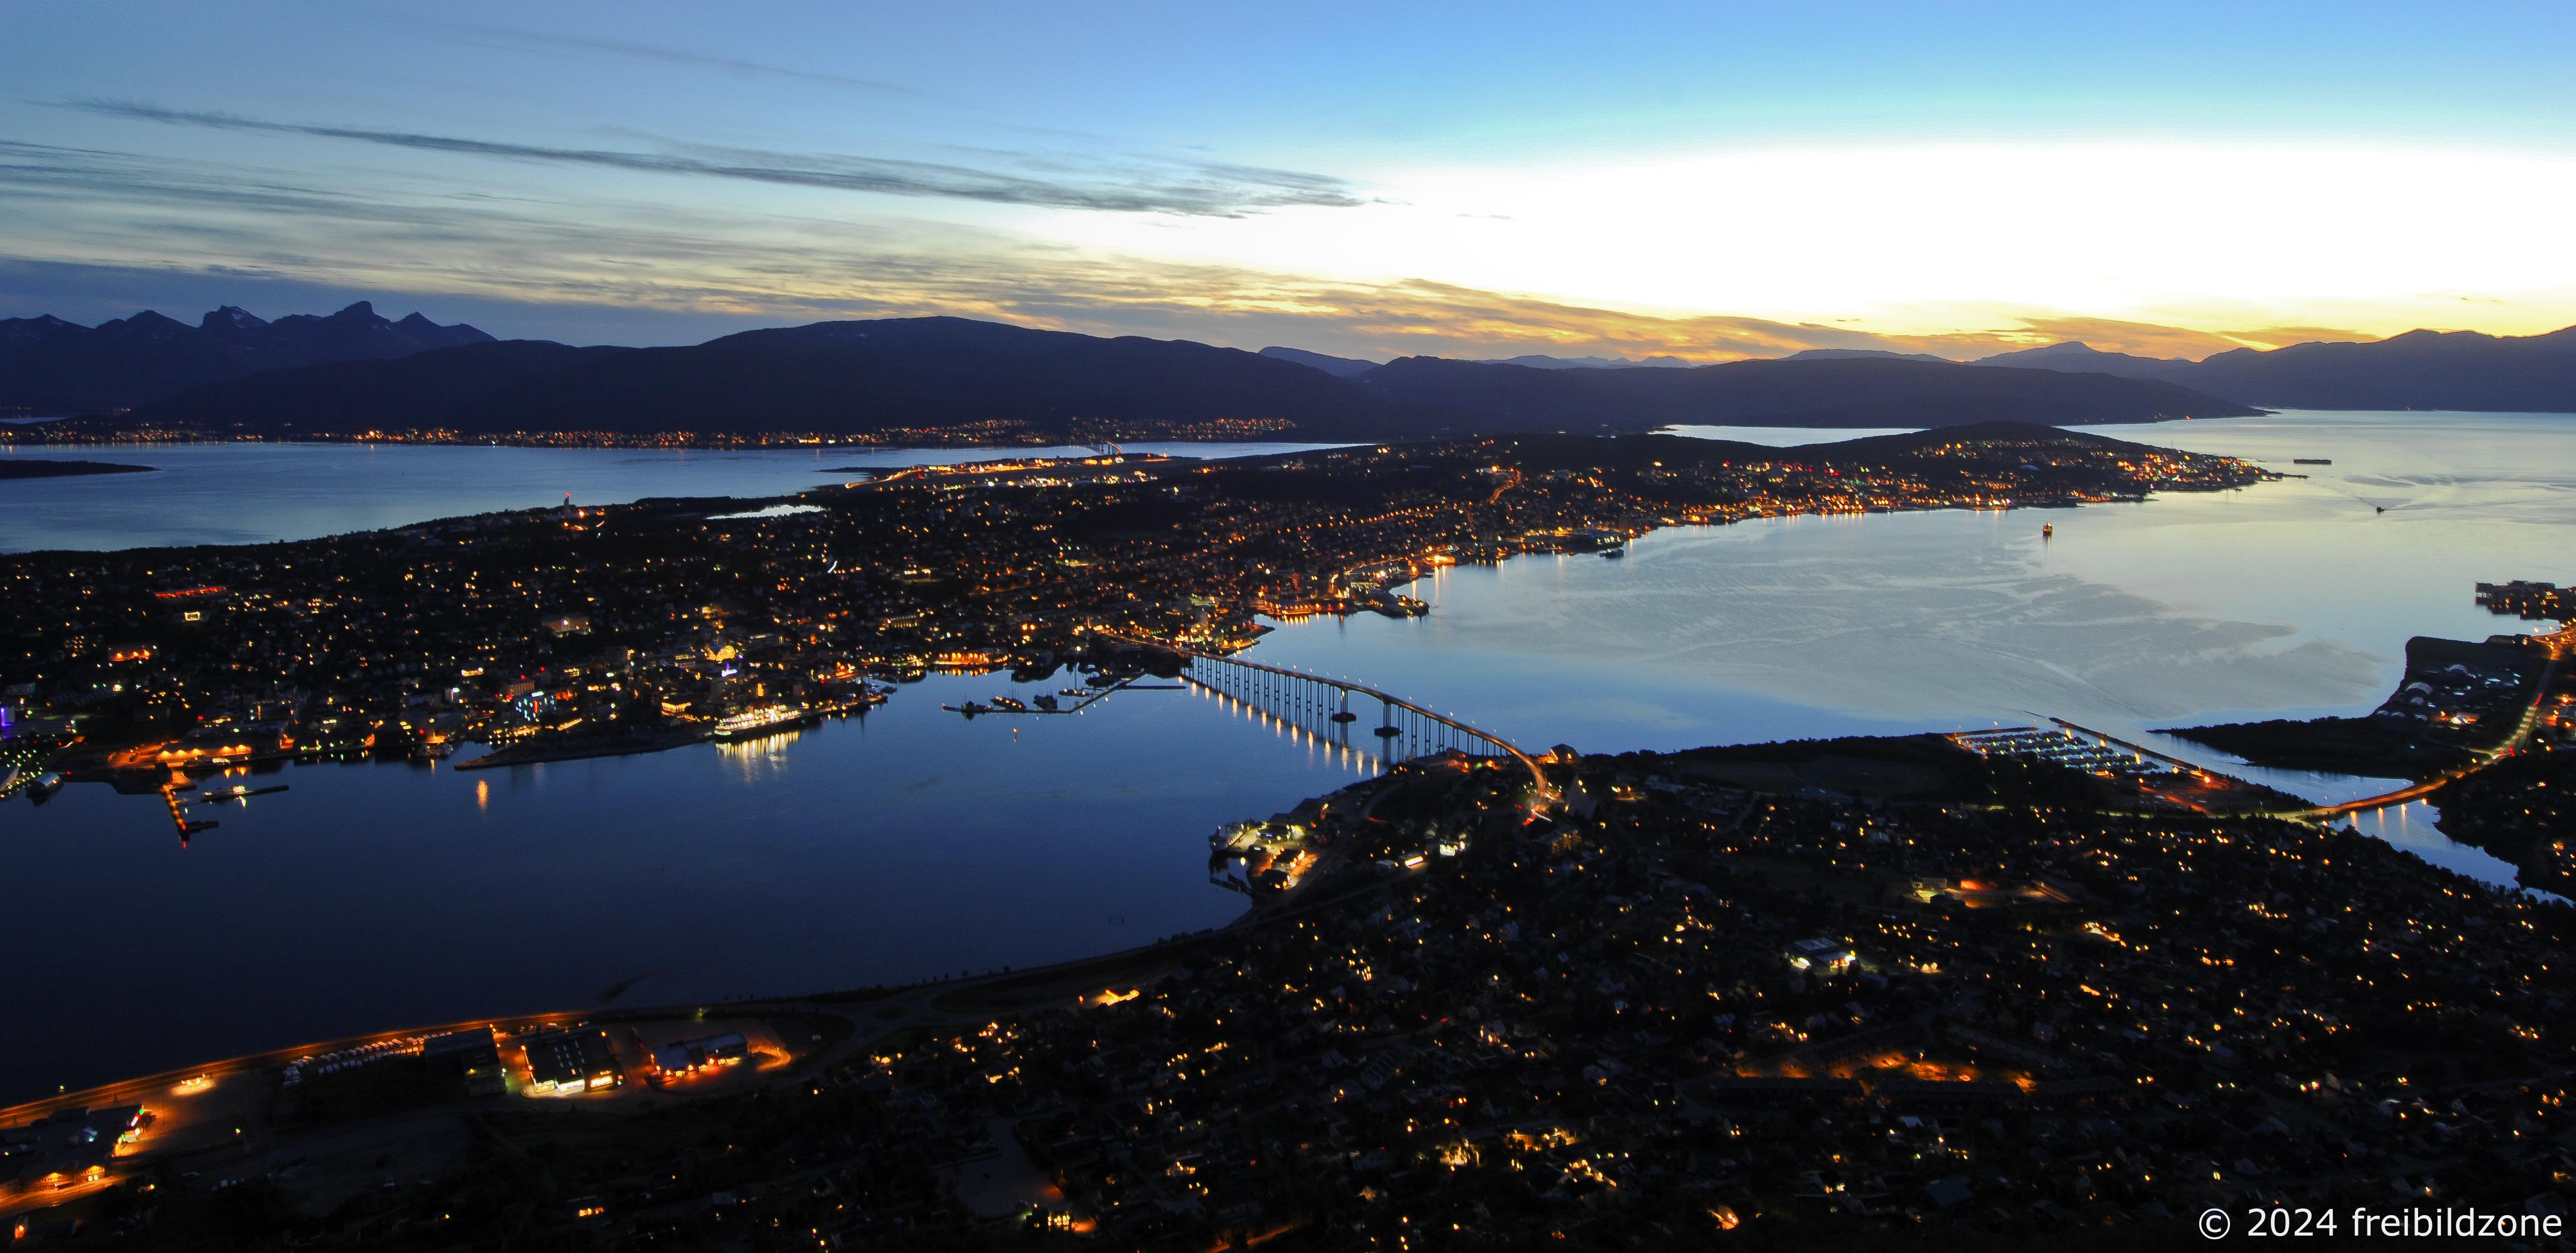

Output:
xmin=0 ymin=670 xmax=1372 ymax=1103
xmin=5 ymin=410 xmax=2569 ymax=1100
xmin=0 ymin=440 xmax=1340 ymax=553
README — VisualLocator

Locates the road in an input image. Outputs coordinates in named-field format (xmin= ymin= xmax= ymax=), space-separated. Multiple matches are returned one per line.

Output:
xmin=2312 ymin=624 xmax=2568 ymax=819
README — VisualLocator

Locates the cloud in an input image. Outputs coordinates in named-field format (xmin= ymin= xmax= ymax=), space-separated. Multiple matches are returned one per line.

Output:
xmin=65 ymin=100 xmax=1364 ymax=218
xmin=1999 ymin=316 xmax=2267 ymax=360
xmin=0 ymin=136 xmax=2386 ymax=362
xmin=430 ymin=22 xmax=926 ymax=98
xmin=2220 ymin=325 xmax=2381 ymax=350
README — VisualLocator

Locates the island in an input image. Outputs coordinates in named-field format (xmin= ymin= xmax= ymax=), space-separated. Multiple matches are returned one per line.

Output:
xmin=13 ymin=436 xmax=2576 ymax=1246
xmin=0 ymin=423 xmax=2269 ymax=809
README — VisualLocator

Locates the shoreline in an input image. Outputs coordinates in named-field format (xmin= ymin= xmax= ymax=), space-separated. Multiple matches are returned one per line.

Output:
xmin=0 ymin=457 xmax=156 ymax=479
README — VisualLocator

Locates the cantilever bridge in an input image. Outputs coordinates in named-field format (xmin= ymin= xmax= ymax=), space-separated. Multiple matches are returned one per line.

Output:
xmin=1098 ymin=632 xmax=1556 ymax=802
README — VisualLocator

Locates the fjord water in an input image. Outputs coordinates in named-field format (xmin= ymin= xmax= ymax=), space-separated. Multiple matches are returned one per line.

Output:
xmin=0 ymin=673 xmax=1375 ymax=1102
xmin=1254 ymin=412 xmax=2570 ymax=759
xmin=0 ymin=439 xmax=1338 ymax=552
xmin=3 ymin=410 xmax=2569 ymax=1098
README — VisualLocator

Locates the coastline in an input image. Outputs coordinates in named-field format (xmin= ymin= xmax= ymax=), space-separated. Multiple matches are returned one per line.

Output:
xmin=0 ymin=457 xmax=155 ymax=479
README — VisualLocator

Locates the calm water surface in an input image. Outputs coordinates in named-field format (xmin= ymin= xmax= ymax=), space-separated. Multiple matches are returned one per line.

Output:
xmin=4 ymin=410 xmax=2568 ymax=1097
xmin=0 ymin=673 xmax=1373 ymax=1102
xmin=0 ymin=440 xmax=1340 ymax=551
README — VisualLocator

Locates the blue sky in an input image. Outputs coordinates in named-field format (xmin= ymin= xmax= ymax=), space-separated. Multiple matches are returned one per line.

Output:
xmin=5 ymin=1 xmax=2573 ymax=357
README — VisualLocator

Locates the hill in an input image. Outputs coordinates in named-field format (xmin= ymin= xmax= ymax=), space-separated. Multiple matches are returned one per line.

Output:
xmin=127 ymin=315 xmax=2261 ymax=441
xmin=1972 ymin=326 xmax=2576 ymax=411
xmin=2187 ymin=327 xmax=2576 ymax=411
xmin=1970 ymin=341 xmax=2197 ymax=383
xmin=1353 ymin=354 xmax=2254 ymax=431
xmin=0 ymin=302 xmax=493 ymax=413
xmin=1256 ymin=345 xmax=1379 ymax=378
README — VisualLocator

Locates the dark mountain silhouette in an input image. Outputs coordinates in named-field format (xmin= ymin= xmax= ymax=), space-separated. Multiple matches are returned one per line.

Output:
xmin=1971 ymin=327 xmax=2576 ymax=411
xmin=1257 ymin=345 xmax=1379 ymax=378
xmin=139 ymin=341 xmax=628 ymax=434
xmin=1969 ymin=341 xmax=2198 ymax=383
xmin=1478 ymin=353 xmax=1695 ymax=369
xmin=2186 ymin=327 xmax=2576 ymax=411
xmin=141 ymin=318 xmax=1405 ymax=438
xmin=1352 ymin=354 xmax=2253 ymax=430
xmin=1782 ymin=348 xmax=1954 ymax=365
xmin=134 ymin=315 xmax=2258 ymax=440
xmin=0 ymin=302 xmax=493 ymax=413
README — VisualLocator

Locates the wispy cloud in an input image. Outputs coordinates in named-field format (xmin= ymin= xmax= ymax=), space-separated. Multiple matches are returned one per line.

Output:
xmin=430 ymin=22 xmax=927 ymax=97
xmin=65 ymin=100 xmax=1364 ymax=218
xmin=0 ymin=136 xmax=2371 ymax=361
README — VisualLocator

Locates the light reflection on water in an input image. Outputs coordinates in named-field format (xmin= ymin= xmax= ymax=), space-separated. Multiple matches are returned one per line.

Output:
xmin=0 ymin=438 xmax=1347 ymax=552
xmin=0 ymin=668 xmax=1379 ymax=1103
xmin=1247 ymin=410 xmax=2574 ymax=883
xmin=4 ymin=410 xmax=2568 ymax=1099
xmin=2345 ymin=801 xmax=2566 ymax=904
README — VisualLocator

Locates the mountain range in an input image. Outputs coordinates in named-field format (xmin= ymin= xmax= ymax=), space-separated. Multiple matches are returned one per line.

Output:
xmin=1967 ymin=328 xmax=2576 ymax=411
xmin=0 ymin=302 xmax=493 ymax=413
xmin=118 ymin=316 xmax=2252 ymax=440
xmin=8 ymin=300 xmax=2572 ymax=440
xmin=1262 ymin=331 xmax=2576 ymax=414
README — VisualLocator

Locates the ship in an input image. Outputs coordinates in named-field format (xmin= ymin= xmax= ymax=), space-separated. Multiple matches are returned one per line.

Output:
xmin=711 ymin=705 xmax=817 ymax=741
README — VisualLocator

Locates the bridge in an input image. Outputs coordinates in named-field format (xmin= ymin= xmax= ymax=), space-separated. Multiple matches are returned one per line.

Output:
xmin=1097 ymin=632 xmax=1555 ymax=802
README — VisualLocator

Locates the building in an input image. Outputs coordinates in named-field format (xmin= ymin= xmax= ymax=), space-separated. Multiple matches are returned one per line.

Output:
xmin=421 ymin=1027 xmax=508 ymax=1097
xmin=647 ymin=1032 xmax=749 ymax=1085
xmin=1 ymin=1106 xmax=143 ymax=1196
xmin=524 ymin=1028 xmax=622 ymax=1095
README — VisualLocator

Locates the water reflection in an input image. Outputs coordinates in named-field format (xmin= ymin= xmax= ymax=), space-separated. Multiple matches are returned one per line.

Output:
xmin=2344 ymin=802 xmax=2566 ymax=903
xmin=0 ymin=438 xmax=1348 ymax=552
xmin=0 ymin=668 xmax=1378 ymax=1103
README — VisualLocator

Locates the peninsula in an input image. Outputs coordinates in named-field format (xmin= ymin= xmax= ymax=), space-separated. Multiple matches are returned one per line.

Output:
xmin=0 ymin=458 xmax=154 ymax=479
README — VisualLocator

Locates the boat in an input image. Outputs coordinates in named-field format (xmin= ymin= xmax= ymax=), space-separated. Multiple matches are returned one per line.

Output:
xmin=2041 ymin=523 xmax=2053 ymax=537
xmin=1034 ymin=694 xmax=1059 ymax=711
xmin=27 ymin=772 xmax=62 ymax=798
xmin=711 ymin=705 xmax=816 ymax=741
xmin=2293 ymin=458 xmax=2332 ymax=465
xmin=1601 ymin=547 xmax=1625 ymax=559
xmin=1329 ymin=711 xmax=1358 ymax=723
xmin=1374 ymin=726 xmax=1403 ymax=738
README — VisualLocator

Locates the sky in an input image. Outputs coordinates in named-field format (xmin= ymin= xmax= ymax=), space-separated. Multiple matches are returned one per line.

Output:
xmin=5 ymin=0 xmax=2575 ymax=360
